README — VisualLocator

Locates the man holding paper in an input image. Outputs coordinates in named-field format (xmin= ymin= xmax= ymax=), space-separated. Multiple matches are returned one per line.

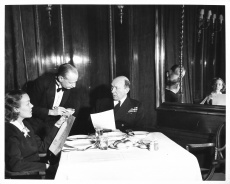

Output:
xmin=93 ymin=76 xmax=145 ymax=132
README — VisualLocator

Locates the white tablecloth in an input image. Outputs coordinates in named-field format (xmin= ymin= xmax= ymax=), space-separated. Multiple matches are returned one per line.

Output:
xmin=55 ymin=132 xmax=202 ymax=183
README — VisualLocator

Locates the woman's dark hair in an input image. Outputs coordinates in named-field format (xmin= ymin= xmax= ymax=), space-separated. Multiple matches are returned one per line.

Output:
xmin=5 ymin=90 xmax=26 ymax=123
xmin=211 ymin=77 xmax=226 ymax=93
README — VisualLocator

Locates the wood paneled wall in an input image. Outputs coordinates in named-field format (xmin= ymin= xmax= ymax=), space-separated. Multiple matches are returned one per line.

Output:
xmin=5 ymin=5 xmax=224 ymax=140
xmin=113 ymin=5 xmax=157 ymax=129
xmin=5 ymin=5 xmax=226 ymax=168
xmin=5 ymin=5 xmax=157 ymax=132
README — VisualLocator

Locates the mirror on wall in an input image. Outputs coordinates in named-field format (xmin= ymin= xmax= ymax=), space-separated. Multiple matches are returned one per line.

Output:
xmin=155 ymin=5 xmax=226 ymax=109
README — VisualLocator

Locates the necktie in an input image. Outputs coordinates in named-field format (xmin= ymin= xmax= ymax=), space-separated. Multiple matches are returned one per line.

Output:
xmin=57 ymin=87 xmax=66 ymax=92
xmin=114 ymin=101 xmax=121 ymax=113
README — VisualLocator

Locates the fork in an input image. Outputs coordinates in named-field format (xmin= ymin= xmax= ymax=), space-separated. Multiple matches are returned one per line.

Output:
xmin=62 ymin=144 xmax=95 ymax=152
xmin=126 ymin=129 xmax=134 ymax=136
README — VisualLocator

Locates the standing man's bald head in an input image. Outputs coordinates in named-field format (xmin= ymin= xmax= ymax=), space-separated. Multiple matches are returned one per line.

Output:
xmin=57 ymin=63 xmax=79 ymax=89
xmin=111 ymin=76 xmax=130 ymax=101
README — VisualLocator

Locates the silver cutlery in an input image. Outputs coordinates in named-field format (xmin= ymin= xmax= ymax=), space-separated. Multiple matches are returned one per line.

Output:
xmin=62 ymin=144 xmax=95 ymax=152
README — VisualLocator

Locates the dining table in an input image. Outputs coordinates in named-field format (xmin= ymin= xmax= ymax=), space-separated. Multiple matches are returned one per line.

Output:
xmin=55 ymin=131 xmax=202 ymax=183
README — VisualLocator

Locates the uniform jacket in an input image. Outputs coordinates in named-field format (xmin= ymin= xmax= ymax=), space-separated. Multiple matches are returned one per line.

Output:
xmin=93 ymin=97 xmax=145 ymax=132
xmin=5 ymin=119 xmax=58 ymax=172
xmin=165 ymin=89 xmax=179 ymax=102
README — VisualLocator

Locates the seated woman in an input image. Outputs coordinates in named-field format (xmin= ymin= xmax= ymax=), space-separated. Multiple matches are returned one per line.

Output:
xmin=200 ymin=77 xmax=226 ymax=105
xmin=5 ymin=89 xmax=67 ymax=179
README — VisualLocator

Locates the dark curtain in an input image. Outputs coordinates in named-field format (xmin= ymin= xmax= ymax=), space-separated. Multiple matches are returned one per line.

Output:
xmin=194 ymin=5 xmax=225 ymax=102
xmin=6 ymin=6 xmax=29 ymax=91
xmin=164 ymin=5 xmax=195 ymax=103
xmin=164 ymin=5 xmax=225 ymax=104
xmin=183 ymin=6 xmax=197 ymax=103
xmin=5 ymin=5 xmax=41 ymax=92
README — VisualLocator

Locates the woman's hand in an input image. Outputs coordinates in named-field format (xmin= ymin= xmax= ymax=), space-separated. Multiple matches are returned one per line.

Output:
xmin=206 ymin=94 xmax=214 ymax=104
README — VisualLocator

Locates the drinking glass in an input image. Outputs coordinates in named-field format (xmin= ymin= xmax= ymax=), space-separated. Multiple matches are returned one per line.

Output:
xmin=95 ymin=128 xmax=103 ymax=138
xmin=99 ymin=136 xmax=108 ymax=150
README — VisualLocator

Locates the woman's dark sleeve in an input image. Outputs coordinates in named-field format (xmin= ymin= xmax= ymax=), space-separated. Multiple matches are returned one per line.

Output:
xmin=5 ymin=136 xmax=46 ymax=172
xmin=28 ymin=123 xmax=59 ymax=153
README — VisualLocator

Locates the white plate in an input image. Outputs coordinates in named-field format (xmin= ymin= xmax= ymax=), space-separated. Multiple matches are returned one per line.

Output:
xmin=64 ymin=139 xmax=95 ymax=149
xmin=133 ymin=131 xmax=149 ymax=135
xmin=103 ymin=132 xmax=126 ymax=137
xmin=103 ymin=132 xmax=126 ymax=141
xmin=66 ymin=135 xmax=89 ymax=141
xmin=130 ymin=131 xmax=149 ymax=141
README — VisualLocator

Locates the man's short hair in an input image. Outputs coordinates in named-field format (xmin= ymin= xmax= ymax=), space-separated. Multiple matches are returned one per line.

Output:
xmin=166 ymin=64 xmax=186 ymax=86
xmin=170 ymin=64 xmax=186 ymax=77
xmin=124 ymin=78 xmax=131 ymax=89
xmin=57 ymin=63 xmax=78 ymax=78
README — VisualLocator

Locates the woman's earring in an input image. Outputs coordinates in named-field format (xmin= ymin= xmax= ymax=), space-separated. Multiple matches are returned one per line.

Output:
xmin=14 ymin=108 xmax=19 ymax=112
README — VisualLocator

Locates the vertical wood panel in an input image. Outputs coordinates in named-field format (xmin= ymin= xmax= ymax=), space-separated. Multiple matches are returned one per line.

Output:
xmin=114 ymin=5 xmax=130 ymax=78
xmin=129 ymin=6 xmax=139 ymax=99
xmin=37 ymin=5 xmax=63 ymax=73
xmin=20 ymin=6 xmax=38 ymax=82
xmin=112 ymin=5 xmax=157 ymax=128
xmin=5 ymin=5 xmax=158 ymax=130
xmin=5 ymin=6 xmax=16 ymax=91
xmin=109 ymin=5 xmax=115 ymax=80
xmin=131 ymin=6 xmax=156 ymax=128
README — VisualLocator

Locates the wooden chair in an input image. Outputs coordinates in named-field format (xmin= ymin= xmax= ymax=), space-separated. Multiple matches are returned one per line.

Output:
xmin=5 ymin=169 xmax=46 ymax=179
xmin=186 ymin=122 xmax=225 ymax=181
xmin=5 ymin=153 xmax=47 ymax=179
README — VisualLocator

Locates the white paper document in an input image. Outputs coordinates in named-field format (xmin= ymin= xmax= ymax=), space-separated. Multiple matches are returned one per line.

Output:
xmin=90 ymin=109 xmax=116 ymax=130
xmin=49 ymin=115 xmax=75 ymax=155
xmin=212 ymin=94 xmax=226 ymax=105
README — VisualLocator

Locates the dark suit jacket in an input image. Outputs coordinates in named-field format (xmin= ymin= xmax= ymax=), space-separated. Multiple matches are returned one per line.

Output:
xmin=93 ymin=97 xmax=145 ymax=132
xmin=165 ymin=89 xmax=179 ymax=102
xmin=27 ymin=73 xmax=71 ymax=121
xmin=5 ymin=119 xmax=58 ymax=172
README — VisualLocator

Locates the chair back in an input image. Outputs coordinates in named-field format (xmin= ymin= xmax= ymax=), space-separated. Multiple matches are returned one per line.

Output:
xmin=5 ymin=169 xmax=46 ymax=179
xmin=186 ymin=122 xmax=225 ymax=181
xmin=205 ymin=122 xmax=225 ymax=180
xmin=215 ymin=122 xmax=225 ymax=160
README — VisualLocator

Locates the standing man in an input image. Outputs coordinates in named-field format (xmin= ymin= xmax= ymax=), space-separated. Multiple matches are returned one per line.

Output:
xmin=93 ymin=76 xmax=145 ymax=132
xmin=27 ymin=63 xmax=78 ymax=138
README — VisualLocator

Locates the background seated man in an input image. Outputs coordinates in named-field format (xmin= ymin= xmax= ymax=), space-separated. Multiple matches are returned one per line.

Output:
xmin=92 ymin=76 xmax=145 ymax=132
xmin=165 ymin=64 xmax=186 ymax=103
xmin=166 ymin=64 xmax=186 ymax=81
xmin=165 ymin=80 xmax=181 ymax=102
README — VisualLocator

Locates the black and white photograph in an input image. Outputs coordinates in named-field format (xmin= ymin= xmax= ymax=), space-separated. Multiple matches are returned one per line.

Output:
xmin=2 ymin=0 xmax=230 ymax=183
